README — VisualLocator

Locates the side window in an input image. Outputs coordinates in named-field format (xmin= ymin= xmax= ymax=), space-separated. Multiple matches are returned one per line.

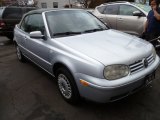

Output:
xmin=119 ymin=5 xmax=140 ymax=16
xmin=20 ymin=16 xmax=29 ymax=31
xmin=3 ymin=7 xmax=23 ymax=19
xmin=103 ymin=5 xmax=118 ymax=15
xmin=20 ymin=14 xmax=45 ymax=34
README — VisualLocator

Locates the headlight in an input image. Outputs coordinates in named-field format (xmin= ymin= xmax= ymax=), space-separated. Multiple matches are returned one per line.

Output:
xmin=152 ymin=47 xmax=156 ymax=60
xmin=104 ymin=65 xmax=129 ymax=80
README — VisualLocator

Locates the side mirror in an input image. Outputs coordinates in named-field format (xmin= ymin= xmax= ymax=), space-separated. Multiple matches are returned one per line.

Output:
xmin=133 ymin=11 xmax=142 ymax=16
xmin=30 ymin=31 xmax=45 ymax=39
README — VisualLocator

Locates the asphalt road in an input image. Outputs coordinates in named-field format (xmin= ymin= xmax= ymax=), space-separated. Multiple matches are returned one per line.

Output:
xmin=0 ymin=37 xmax=160 ymax=120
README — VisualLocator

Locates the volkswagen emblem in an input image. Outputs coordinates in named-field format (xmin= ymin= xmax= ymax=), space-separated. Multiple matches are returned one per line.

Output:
xmin=143 ymin=58 xmax=148 ymax=68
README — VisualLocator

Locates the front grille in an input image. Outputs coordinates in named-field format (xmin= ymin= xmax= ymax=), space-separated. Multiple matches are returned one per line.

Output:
xmin=147 ymin=54 xmax=155 ymax=65
xmin=129 ymin=54 xmax=155 ymax=74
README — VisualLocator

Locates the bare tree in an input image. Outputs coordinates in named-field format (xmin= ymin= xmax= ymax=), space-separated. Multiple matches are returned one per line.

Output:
xmin=77 ymin=0 xmax=92 ymax=8
xmin=143 ymin=0 xmax=147 ymax=4
xmin=137 ymin=0 xmax=147 ymax=4
xmin=16 ymin=0 xmax=38 ymax=6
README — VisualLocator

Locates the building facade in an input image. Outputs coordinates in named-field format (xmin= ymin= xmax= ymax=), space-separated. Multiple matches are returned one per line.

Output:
xmin=0 ymin=0 xmax=37 ymax=6
xmin=37 ymin=0 xmax=77 ymax=8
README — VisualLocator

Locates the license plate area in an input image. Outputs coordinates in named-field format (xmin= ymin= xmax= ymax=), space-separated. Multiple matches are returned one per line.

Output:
xmin=145 ymin=72 xmax=155 ymax=86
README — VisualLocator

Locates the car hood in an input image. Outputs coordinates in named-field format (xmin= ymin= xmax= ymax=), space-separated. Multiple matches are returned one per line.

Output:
xmin=55 ymin=29 xmax=152 ymax=66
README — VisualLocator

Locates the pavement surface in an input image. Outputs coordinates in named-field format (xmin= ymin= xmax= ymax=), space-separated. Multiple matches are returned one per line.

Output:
xmin=0 ymin=37 xmax=160 ymax=120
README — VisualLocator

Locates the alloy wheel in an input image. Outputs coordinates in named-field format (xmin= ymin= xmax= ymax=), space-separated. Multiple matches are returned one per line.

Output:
xmin=58 ymin=74 xmax=72 ymax=99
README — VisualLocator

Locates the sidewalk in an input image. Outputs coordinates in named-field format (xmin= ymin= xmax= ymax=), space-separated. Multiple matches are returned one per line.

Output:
xmin=0 ymin=36 xmax=8 ymax=42
xmin=0 ymin=36 xmax=12 ymax=45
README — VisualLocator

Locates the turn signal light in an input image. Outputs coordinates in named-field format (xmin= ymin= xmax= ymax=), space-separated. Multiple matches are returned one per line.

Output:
xmin=80 ymin=79 xmax=89 ymax=86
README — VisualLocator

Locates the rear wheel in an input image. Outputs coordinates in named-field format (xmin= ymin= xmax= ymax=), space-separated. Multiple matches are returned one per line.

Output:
xmin=56 ymin=67 xmax=80 ymax=104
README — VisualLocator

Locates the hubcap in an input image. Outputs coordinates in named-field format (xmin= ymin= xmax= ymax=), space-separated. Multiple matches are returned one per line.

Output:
xmin=16 ymin=46 xmax=21 ymax=60
xmin=58 ymin=74 xmax=72 ymax=99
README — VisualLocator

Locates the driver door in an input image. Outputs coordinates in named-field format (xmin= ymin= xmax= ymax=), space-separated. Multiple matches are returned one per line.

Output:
xmin=24 ymin=14 xmax=51 ymax=72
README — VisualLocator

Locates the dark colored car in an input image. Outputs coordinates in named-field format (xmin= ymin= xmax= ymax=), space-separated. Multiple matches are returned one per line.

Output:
xmin=0 ymin=6 xmax=36 ymax=40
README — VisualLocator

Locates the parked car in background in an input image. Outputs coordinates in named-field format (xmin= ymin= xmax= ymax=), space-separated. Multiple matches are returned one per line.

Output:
xmin=93 ymin=1 xmax=151 ymax=36
xmin=14 ymin=9 xmax=159 ymax=104
xmin=85 ymin=9 xmax=94 ymax=13
xmin=0 ymin=6 xmax=36 ymax=40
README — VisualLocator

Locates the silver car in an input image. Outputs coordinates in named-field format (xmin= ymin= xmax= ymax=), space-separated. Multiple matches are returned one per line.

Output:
xmin=93 ymin=1 xmax=151 ymax=36
xmin=14 ymin=9 xmax=159 ymax=103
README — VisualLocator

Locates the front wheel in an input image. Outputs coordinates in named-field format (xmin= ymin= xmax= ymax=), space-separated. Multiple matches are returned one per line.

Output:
xmin=56 ymin=68 xmax=80 ymax=104
xmin=16 ymin=45 xmax=25 ymax=62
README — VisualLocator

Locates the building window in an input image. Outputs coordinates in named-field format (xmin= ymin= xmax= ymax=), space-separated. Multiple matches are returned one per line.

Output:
xmin=53 ymin=2 xmax=58 ymax=8
xmin=41 ymin=3 xmax=47 ymax=8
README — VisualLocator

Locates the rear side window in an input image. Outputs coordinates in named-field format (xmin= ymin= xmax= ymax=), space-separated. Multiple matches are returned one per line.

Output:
xmin=103 ymin=5 xmax=118 ymax=15
xmin=97 ymin=6 xmax=105 ymax=14
xmin=3 ymin=7 xmax=23 ymax=19
xmin=119 ymin=5 xmax=140 ymax=16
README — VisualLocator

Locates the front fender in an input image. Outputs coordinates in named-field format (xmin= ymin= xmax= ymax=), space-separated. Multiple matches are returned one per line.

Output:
xmin=51 ymin=53 xmax=105 ymax=79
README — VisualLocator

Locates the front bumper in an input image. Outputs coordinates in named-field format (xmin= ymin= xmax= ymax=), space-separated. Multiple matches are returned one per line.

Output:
xmin=75 ymin=55 xmax=160 ymax=103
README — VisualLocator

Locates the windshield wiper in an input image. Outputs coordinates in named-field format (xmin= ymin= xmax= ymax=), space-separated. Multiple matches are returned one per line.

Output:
xmin=53 ymin=32 xmax=81 ymax=36
xmin=83 ymin=28 xmax=105 ymax=33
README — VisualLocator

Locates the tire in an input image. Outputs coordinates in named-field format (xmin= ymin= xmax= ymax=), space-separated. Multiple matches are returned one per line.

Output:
xmin=16 ymin=44 xmax=25 ymax=62
xmin=56 ymin=67 xmax=80 ymax=104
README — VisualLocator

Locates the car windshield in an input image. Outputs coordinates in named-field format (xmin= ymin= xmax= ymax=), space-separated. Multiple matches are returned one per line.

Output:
xmin=133 ymin=3 xmax=151 ymax=13
xmin=45 ymin=10 xmax=108 ymax=37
